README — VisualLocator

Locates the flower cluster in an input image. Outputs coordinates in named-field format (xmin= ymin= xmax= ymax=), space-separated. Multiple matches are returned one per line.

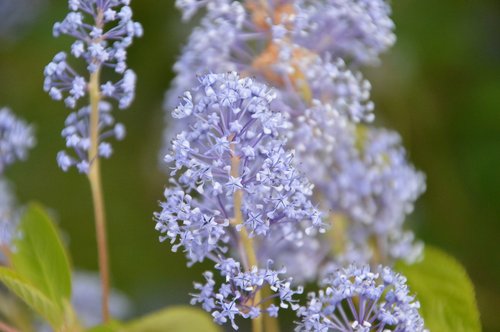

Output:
xmin=164 ymin=0 xmax=425 ymax=274
xmin=162 ymin=0 xmax=380 ymax=185
xmin=44 ymin=0 xmax=142 ymax=173
xmin=57 ymin=102 xmax=126 ymax=173
xmin=174 ymin=0 xmax=395 ymax=65
xmin=167 ymin=0 xmax=384 ymax=117
xmin=161 ymin=0 xmax=427 ymax=330
xmin=292 ymin=0 xmax=396 ymax=65
xmin=296 ymin=265 xmax=426 ymax=332
xmin=0 ymin=108 xmax=35 ymax=173
xmin=0 ymin=108 xmax=34 ymax=257
xmin=156 ymin=72 xmax=323 ymax=328
xmin=293 ymin=115 xmax=425 ymax=265
xmin=191 ymin=258 xmax=302 ymax=330
xmin=325 ymin=127 xmax=425 ymax=264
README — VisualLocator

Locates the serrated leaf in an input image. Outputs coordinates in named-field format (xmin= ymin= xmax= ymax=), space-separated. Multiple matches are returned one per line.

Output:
xmin=396 ymin=245 xmax=481 ymax=332
xmin=0 ymin=267 xmax=62 ymax=327
xmin=124 ymin=306 xmax=221 ymax=332
xmin=11 ymin=203 xmax=71 ymax=306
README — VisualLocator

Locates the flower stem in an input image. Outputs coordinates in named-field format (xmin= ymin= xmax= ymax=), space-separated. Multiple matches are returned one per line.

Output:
xmin=88 ymin=69 xmax=110 ymax=322
xmin=230 ymin=142 xmax=263 ymax=332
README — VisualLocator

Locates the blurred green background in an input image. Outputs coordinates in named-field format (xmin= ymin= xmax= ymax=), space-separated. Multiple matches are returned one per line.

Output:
xmin=0 ymin=0 xmax=498 ymax=331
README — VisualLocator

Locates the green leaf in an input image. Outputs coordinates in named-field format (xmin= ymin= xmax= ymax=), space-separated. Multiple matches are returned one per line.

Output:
xmin=11 ymin=203 xmax=72 ymax=306
xmin=396 ymin=245 xmax=481 ymax=332
xmin=86 ymin=320 xmax=122 ymax=332
xmin=87 ymin=326 xmax=117 ymax=332
xmin=124 ymin=306 xmax=221 ymax=332
xmin=0 ymin=267 xmax=62 ymax=327
xmin=0 ymin=288 xmax=35 ymax=332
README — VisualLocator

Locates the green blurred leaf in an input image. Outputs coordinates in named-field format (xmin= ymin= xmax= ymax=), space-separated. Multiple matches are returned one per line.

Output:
xmin=86 ymin=320 xmax=122 ymax=332
xmin=11 ymin=203 xmax=72 ymax=306
xmin=124 ymin=306 xmax=221 ymax=332
xmin=396 ymin=246 xmax=481 ymax=332
xmin=87 ymin=326 xmax=116 ymax=332
xmin=0 ymin=288 xmax=34 ymax=332
xmin=0 ymin=267 xmax=62 ymax=327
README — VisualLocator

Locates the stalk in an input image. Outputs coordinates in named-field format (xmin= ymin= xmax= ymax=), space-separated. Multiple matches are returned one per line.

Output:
xmin=230 ymin=141 xmax=263 ymax=332
xmin=88 ymin=69 xmax=110 ymax=322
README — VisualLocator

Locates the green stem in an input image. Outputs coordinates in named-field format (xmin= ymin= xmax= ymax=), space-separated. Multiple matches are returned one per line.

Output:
xmin=230 ymin=142 xmax=263 ymax=332
xmin=88 ymin=69 xmax=110 ymax=322
xmin=262 ymin=287 xmax=280 ymax=332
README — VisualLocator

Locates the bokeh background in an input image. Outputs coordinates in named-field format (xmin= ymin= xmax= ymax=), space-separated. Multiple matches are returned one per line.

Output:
xmin=0 ymin=0 xmax=498 ymax=331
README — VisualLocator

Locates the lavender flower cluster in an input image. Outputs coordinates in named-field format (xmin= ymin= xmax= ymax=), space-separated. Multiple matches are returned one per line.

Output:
xmin=296 ymin=265 xmax=426 ymax=331
xmin=0 ymin=108 xmax=34 ymax=255
xmin=166 ymin=0 xmax=386 ymax=116
xmin=156 ymin=72 xmax=323 ymax=327
xmin=158 ymin=0 xmax=427 ymax=330
xmin=165 ymin=0 xmax=425 ymax=269
xmin=176 ymin=0 xmax=395 ymax=67
xmin=57 ymin=102 xmax=126 ymax=173
xmin=0 ymin=108 xmax=35 ymax=173
xmin=44 ymin=0 xmax=142 ymax=173
xmin=191 ymin=259 xmax=301 ymax=329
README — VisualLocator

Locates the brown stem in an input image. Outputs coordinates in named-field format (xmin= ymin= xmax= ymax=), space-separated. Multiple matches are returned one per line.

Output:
xmin=230 ymin=141 xmax=263 ymax=332
xmin=88 ymin=69 xmax=110 ymax=322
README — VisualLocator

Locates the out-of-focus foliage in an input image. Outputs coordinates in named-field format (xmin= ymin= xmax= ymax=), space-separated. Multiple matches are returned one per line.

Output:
xmin=11 ymin=204 xmax=71 ymax=306
xmin=1 ymin=203 xmax=221 ymax=331
xmin=0 ymin=204 xmax=74 ymax=329
xmin=366 ymin=1 xmax=500 ymax=330
xmin=124 ymin=306 xmax=221 ymax=332
xmin=0 ymin=0 xmax=498 ymax=331
xmin=397 ymin=246 xmax=481 ymax=332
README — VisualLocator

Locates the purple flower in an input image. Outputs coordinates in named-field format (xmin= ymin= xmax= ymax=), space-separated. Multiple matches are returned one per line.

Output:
xmin=57 ymin=102 xmax=126 ymax=173
xmin=164 ymin=0 xmax=425 ymax=279
xmin=296 ymin=265 xmax=426 ymax=331
xmin=164 ymin=0 xmax=376 ymax=122
xmin=0 ymin=108 xmax=35 ymax=174
xmin=44 ymin=0 xmax=141 ymax=172
xmin=292 ymin=0 xmax=396 ymax=65
xmin=156 ymin=73 xmax=323 ymax=328
xmin=45 ymin=1 xmax=142 ymax=108
xmin=191 ymin=259 xmax=302 ymax=330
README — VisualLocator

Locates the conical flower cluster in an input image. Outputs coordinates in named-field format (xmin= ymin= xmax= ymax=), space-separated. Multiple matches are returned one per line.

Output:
xmin=44 ymin=0 xmax=142 ymax=173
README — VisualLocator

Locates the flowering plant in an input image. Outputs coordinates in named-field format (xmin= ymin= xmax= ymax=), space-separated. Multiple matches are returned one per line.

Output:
xmin=0 ymin=1 xmax=482 ymax=332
